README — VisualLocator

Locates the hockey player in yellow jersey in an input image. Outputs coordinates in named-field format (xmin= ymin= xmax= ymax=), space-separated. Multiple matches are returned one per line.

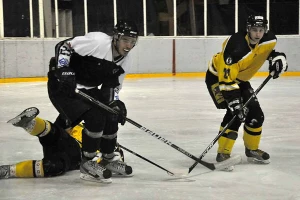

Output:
xmin=205 ymin=15 xmax=288 ymax=166
xmin=0 ymin=107 xmax=124 ymax=179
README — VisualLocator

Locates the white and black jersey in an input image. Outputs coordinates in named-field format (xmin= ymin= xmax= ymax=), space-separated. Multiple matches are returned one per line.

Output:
xmin=55 ymin=32 xmax=132 ymax=93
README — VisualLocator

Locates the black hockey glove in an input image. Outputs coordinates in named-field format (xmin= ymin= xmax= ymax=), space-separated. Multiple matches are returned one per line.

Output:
xmin=227 ymin=98 xmax=248 ymax=122
xmin=109 ymin=100 xmax=127 ymax=125
xmin=55 ymin=67 xmax=76 ymax=97
xmin=268 ymin=52 xmax=288 ymax=79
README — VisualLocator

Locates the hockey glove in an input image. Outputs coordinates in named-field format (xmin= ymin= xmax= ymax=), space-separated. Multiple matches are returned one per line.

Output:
xmin=109 ymin=100 xmax=127 ymax=125
xmin=227 ymin=98 xmax=248 ymax=122
xmin=268 ymin=52 xmax=288 ymax=79
xmin=55 ymin=67 xmax=76 ymax=97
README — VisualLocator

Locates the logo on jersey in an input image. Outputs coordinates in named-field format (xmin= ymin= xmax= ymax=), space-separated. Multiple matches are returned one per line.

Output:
xmin=225 ymin=56 xmax=233 ymax=65
xmin=59 ymin=58 xmax=69 ymax=66
xmin=112 ymin=69 xmax=120 ymax=74
xmin=62 ymin=71 xmax=75 ymax=76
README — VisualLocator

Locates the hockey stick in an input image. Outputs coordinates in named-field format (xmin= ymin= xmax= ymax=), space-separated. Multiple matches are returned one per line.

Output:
xmin=76 ymin=123 xmax=181 ymax=176
xmin=118 ymin=144 xmax=186 ymax=177
xmin=75 ymin=89 xmax=240 ymax=171
xmin=76 ymin=123 xmax=182 ymax=176
xmin=188 ymin=74 xmax=273 ymax=174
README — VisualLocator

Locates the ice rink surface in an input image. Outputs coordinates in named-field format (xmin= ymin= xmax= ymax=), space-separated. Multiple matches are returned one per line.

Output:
xmin=0 ymin=76 xmax=300 ymax=200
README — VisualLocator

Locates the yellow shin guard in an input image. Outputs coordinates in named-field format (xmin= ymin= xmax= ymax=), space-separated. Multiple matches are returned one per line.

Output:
xmin=217 ymin=131 xmax=238 ymax=154
xmin=10 ymin=160 xmax=44 ymax=178
xmin=243 ymin=125 xmax=262 ymax=150
xmin=29 ymin=117 xmax=51 ymax=137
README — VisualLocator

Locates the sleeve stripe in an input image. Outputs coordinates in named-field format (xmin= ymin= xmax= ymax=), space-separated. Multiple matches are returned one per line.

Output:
xmin=219 ymin=83 xmax=239 ymax=91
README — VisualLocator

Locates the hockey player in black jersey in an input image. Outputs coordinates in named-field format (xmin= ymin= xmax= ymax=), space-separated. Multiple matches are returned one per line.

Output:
xmin=205 ymin=15 xmax=288 ymax=168
xmin=46 ymin=20 xmax=139 ymax=183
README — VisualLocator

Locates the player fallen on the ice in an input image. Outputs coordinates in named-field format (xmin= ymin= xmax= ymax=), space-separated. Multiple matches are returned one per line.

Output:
xmin=0 ymin=107 xmax=126 ymax=180
xmin=205 ymin=14 xmax=288 ymax=170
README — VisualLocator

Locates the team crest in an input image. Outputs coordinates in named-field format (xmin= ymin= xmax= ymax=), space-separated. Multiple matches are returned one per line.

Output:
xmin=59 ymin=58 xmax=69 ymax=66
xmin=226 ymin=56 xmax=232 ymax=65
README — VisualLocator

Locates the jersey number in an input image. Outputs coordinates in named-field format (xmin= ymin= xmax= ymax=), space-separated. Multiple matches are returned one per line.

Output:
xmin=223 ymin=68 xmax=230 ymax=79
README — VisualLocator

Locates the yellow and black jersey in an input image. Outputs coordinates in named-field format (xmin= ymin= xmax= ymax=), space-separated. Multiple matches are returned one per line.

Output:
xmin=68 ymin=124 xmax=83 ymax=148
xmin=208 ymin=31 xmax=276 ymax=101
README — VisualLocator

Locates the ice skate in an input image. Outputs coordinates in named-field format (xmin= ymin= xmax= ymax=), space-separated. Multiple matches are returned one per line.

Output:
xmin=245 ymin=148 xmax=270 ymax=164
xmin=7 ymin=107 xmax=39 ymax=128
xmin=0 ymin=165 xmax=10 ymax=179
xmin=80 ymin=153 xmax=112 ymax=184
xmin=216 ymin=153 xmax=235 ymax=171
xmin=103 ymin=153 xmax=133 ymax=177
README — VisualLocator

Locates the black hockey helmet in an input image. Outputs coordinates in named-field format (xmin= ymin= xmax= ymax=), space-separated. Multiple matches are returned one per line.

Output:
xmin=246 ymin=15 xmax=268 ymax=30
xmin=113 ymin=20 xmax=139 ymax=39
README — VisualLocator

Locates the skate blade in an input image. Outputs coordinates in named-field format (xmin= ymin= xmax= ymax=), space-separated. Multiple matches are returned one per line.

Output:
xmin=247 ymin=157 xmax=270 ymax=164
xmin=80 ymin=173 xmax=112 ymax=184
xmin=214 ymin=155 xmax=242 ymax=171
xmin=112 ymin=172 xmax=134 ymax=177
xmin=220 ymin=165 xmax=234 ymax=172
xmin=7 ymin=107 xmax=39 ymax=125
